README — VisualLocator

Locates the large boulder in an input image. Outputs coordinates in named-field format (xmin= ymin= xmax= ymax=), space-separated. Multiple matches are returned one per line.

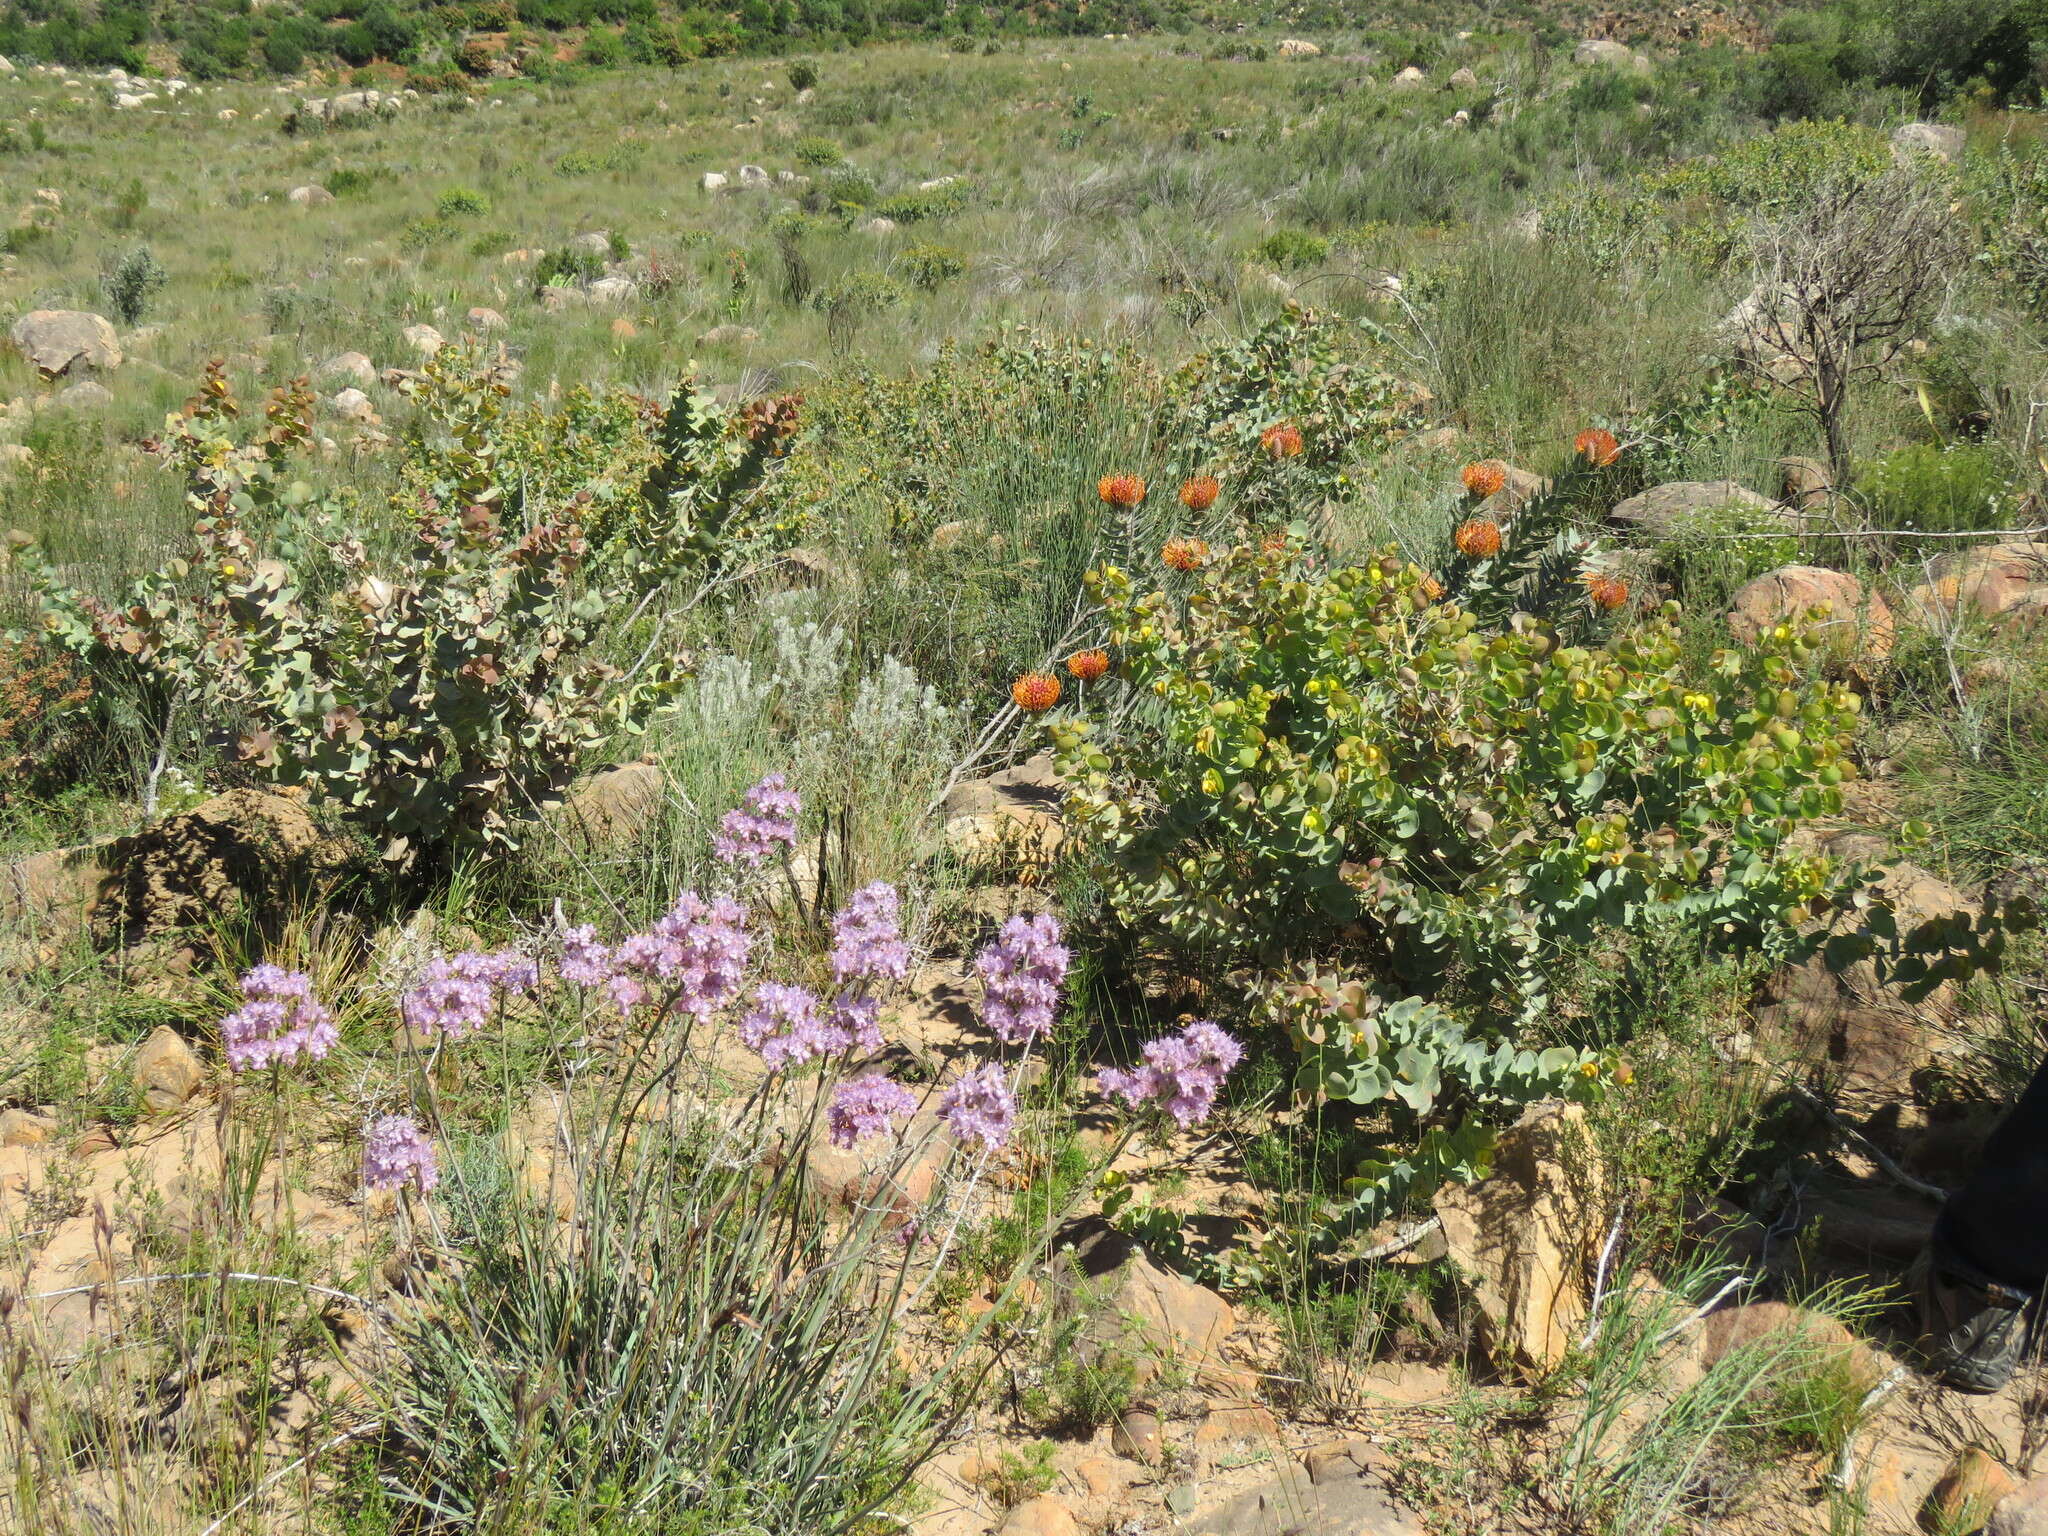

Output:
xmin=1610 ymin=480 xmax=1787 ymax=541
xmin=1574 ymin=38 xmax=1644 ymax=69
xmin=555 ymin=761 xmax=665 ymax=846
xmin=1754 ymin=837 xmax=1978 ymax=1099
xmin=1277 ymin=38 xmax=1321 ymax=57
xmin=1726 ymin=564 xmax=1895 ymax=661
xmin=286 ymin=184 xmax=334 ymax=207
xmin=0 ymin=789 xmax=351 ymax=953
xmin=1390 ymin=65 xmax=1427 ymax=88
xmin=1048 ymin=1221 xmax=1239 ymax=1391
xmin=1904 ymin=538 xmax=2048 ymax=630
xmin=10 ymin=310 xmax=121 ymax=376
xmin=1435 ymin=1100 xmax=1607 ymax=1373
xmin=316 ymin=350 xmax=376 ymax=387
xmin=1891 ymin=121 xmax=1966 ymax=165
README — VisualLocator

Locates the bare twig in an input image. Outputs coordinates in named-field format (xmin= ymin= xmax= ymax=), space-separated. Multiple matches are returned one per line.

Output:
xmin=1789 ymin=1085 xmax=1952 ymax=1202
xmin=1579 ymin=1199 xmax=1631 ymax=1349
xmin=1652 ymin=1272 xmax=1755 ymax=1347
xmin=1355 ymin=1215 xmax=1444 ymax=1265
xmin=1827 ymin=1362 xmax=1909 ymax=1491
xmin=29 ymin=1269 xmax=395 ymax=1326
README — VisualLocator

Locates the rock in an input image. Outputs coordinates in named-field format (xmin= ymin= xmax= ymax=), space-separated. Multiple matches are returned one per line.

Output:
xmin=133 ymin=1026 xmax=204 ymax=1113
xmin=1893 ymin=122 xmax=1966 ymax=165
xmin=89 ymin=789 xmax=349 ymax=949
xmin=1278 ymin=38 xmax=1322 ymax=57
xmin=1696 ymin=1301 xmax=1878 ymax=1392
xmin=588 ymin=276 xmax=636 ymax=305
xmin=1756 ymin=842 xmax=1978 ymax=1098
xmin=1390 ymin=66 xmax=1426 ymax=88
xmin=328 ymin=387 xmax=374 ymax=422
xmin=996 ymin=1497 xmax=1081 ymax=1536
xmin=1905 ymin=539 xmax=2048 ymax=629
xmin=1780 ymin=454 xmax=1832 ymax=510
xmin=697 ymin=323 xmax=761 ymax=346
xmin=557 ymin=761 xmax=665 ymax=845
xmin=1990 ymin=1471 xmax=2048 ymax=1536
xmin=0 ymin=443 xmax=31 ymax=472
xmin=1110 ymin=1408 xmax=1164 ymax=1464
xmin=918 ymin=175 xmax=960 ymax=191
xmin=0 ymin=1108 xmax=54 ymax=1146
xmin=286 ymin=184 xmax=334 ymax=207
xmin=316 ymin=350 xmax=376 ymax=387
xmin=10 ymin=309 xmax=121 ymax=376
xmin=113 ymin=91 xmax=155 ymax=109
xmin=1448 ymin=65 xmax=1479 ymax=88
xmin=701 ymin=171 xmax=729 ymax=192
xmin=52 ymin=380 xmax=111 ymax=410
xmin=1435 ymin=1100 xmax=1607 ymax=1373
xmin=862 ymin=216 xmax=899 ymax=235
xmin=401 ymin=323 xmax=444 ymax=357
xmin=1726 ymin=564 xmax=1895 ymax=661
xmin=738 ymin=164 xmax=770 ymax=189
xmin=1183 ymin=1457 xmax=1423 ymax=1536
xmin=1610 ymin=479 xmax=1787 ymax=541
xmin=1049 ymin=1221 xmax=1237 ymax=1389
xmin=570 ymin=231 xmax=612 ymax=257
xmin=1575 ymin=38 xmax=1643 ymax=69
xmin=466 ymin=306 xmax=507 ymax=332
xmin=1303 ymin=1439 xmax=1393 ymax=1486
xmin=609 ymin=318 xmax=637 ymax=339
xmin=1194 ymin=1403 xmax=1280 ymax=1450
xmin=941 ymin=752 xmax=1064 ymax=874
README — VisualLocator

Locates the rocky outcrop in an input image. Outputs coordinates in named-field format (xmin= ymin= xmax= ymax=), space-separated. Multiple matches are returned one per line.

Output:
xmin=1048 ymin=1221 xmax=1240 ymax=1391
xmin=1755 ymin=838 xmax=1977 ymax=1099
xmin=1610 ymin=480 xmax=1787 ymax=541
xmin=941 ymin=754 xmax=1065 ymax=874
xmin=1726 ymin=564 xmax=1895 ymax=661
xmin=1891 ymin=121 xmax=1966 ymax=164
xmin=1904 ymin=538 xmax=2048 ymax=632
xmin=10 ymin=310 xmax=120 ymax=376
xmin=1435 ymin=1100 xmax=1607 ymax=1373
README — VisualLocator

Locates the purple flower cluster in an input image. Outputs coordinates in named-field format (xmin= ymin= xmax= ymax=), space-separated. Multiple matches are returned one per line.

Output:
xmin=940 ymin=1063 xmax=1017 ymax=1151
xmin=826 ymin=1072 xmax=919 ymax=1150
xmin=832 ymin=882 xmax=911 ymax=986
xmin=401 ymin=949 xmax=538 ymax=1041
xmin=611 ymin=892 xmax=752 ymax=1018
xmin=713 ymin=772 xmax=801 ymax=868
xmin=738 ymin=984 xmax=886 ymax=1070
xmin=1097 ymin=1019 xmax=1244 ymax=1128
xmin=557 ymin=923 xmax=613 ymax=987
xmin=362 ymin=1113 xmax=440 ymax=1193
xmin=220 ymin=965 xmax=338 ymax=1071
xmin=975 ymin=913 xmax=1070 ymax=1045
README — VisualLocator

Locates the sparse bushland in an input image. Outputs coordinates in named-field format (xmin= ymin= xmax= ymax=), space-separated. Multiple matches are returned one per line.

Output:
xmin=3 ymin=20 xmax=2048 ymax=1536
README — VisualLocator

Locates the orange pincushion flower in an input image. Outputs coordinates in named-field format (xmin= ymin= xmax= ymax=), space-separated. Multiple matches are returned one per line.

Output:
xmin=1098 ymin=474 xmax=1147 ymax=509
xmin=1161 ymin=535 xmax=1210 ymax=572
xmin=1067 ymin=648 xmax=1110 ymax=682
xmin=1574 ymin=428 xmax=1621 ymax=467
xmin=1453 ymin=519 xmax=1503 ymax=559
xmin=1260 ymin=422 xmax=1305 ymax=459
xmin=1584 ymin=572 xmax=1630 ymax=611
xmin=1461 ymin=461 xmax=1507 ymax=499
xmin=1179 ymin=474 xmax=1221 ymax=512
xmin=1011 ymin=672 xmax=1062 ymax=713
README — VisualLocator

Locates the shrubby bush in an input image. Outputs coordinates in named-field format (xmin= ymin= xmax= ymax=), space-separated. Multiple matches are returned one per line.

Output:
xmin=100 ymin=243 xmax=166 ymax=325
xmin=1049 ymin=534 xmax=1876 ymax=1238
xmin=27 ymin=353 xmax=800 ymax=873
xmin=1860 ymin=440 xmax=2013 ymax=533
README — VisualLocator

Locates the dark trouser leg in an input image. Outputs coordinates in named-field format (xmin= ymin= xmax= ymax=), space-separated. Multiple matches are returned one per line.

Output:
xmin=1938 ymin=1050 xmax=2048 ymax=1293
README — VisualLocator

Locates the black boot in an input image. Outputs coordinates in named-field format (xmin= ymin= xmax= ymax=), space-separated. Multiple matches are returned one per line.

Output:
xmin=1913 ymin=1228 xmax=2037 ymax=1395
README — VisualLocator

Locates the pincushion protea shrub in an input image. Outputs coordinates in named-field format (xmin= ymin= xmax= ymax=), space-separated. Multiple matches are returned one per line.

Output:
xmin=1047 ymin=534 xmax=1883 ymax=1238
xmin=26 ymin=354 xmax=699 ymax=872
xmin=1162 ymin=306 xmax=1430 ymax=514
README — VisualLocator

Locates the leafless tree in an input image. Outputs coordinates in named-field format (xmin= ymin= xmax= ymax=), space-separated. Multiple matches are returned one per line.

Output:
xmin=1739 ymin=169 xmax=1963 ymax=489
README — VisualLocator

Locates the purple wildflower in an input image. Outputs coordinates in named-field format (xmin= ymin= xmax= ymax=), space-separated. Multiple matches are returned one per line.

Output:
xmin=401 ymin=949 xmax=536 ymax=1041
xmin=713 ymin=772 xmax=801 ymax=868
xmin=975 ymin=912 xmax=1070 ymax=1045
xmin=831 ymin=882 xmax=911 ymax=986
xmin=558 ymin=923 xmax=614 ymax=988
xmin=826 ymin=1072 xmax=918 ymax=1150
xmin=1097 ymin=1019 xmax=1244 ymax=1128
xmin=611 ymin=892 xmax=752 ymax=1019
xmin=219 ymin=964 xmax=337 ymax=1071
xmin=362 ymin=1113 xmax=440 ymax=1193
xmin=939 ymin=1063 xmax=1016 ymax=1151
xmin=822 ymin=993 xmax=886 ymax=1056
xmin=739 ymin=982 xmax=830 ymax=1070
